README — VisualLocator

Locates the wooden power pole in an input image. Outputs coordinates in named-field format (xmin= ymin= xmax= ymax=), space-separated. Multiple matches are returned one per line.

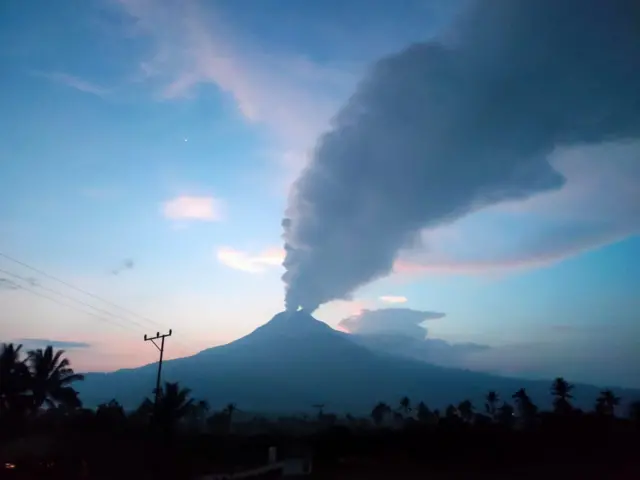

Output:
xmin=144 ymin=330 xmax=172 ymax=407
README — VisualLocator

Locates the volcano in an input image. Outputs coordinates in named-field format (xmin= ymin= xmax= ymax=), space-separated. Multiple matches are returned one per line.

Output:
xmin=77 ymin=311 xmax=636 ymax=413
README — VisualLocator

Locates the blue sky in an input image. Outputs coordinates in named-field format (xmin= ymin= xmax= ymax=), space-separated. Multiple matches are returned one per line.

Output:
xmin=1 ymin=0 xmax=639 ymax=388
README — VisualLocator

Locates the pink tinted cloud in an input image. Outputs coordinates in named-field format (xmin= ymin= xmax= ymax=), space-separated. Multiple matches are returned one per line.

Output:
xmin=392 ymin=230 xmax=625 ymax=277
xmin=162 ymin=196 xmax=224 ymax=222
xmin=379 ymin=295 xmax=408 ymax=304
xmin=393 ymin=141 xmax=640 ymax=278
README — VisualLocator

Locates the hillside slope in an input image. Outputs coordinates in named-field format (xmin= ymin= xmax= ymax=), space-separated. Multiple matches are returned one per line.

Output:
xmin=77 ymin=310 xmax=638 ymax=413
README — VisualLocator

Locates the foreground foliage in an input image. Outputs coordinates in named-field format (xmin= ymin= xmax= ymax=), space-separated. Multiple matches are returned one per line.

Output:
xmin=1 ymin=342 xmax=639 ymax=478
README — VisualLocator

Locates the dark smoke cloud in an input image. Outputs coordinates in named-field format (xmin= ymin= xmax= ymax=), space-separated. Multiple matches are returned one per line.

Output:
xmin=282 ymin=0 xmax=640 ymax=311
xmin=111 ymin=258 xmax=134 ymax=276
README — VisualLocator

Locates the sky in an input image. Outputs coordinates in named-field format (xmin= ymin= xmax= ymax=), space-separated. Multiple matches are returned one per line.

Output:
xmin=0 ymin=0 xmax=639 ymax=388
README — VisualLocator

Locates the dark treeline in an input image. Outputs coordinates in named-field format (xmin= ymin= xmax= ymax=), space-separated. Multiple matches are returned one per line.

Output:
xmin=1 ymin=342 xmax=640 ymax=479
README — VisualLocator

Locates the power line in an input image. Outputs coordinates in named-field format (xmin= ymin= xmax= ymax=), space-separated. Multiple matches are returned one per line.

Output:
xmin=0 ymin=276 xmax=133 ymax=331
xmin=0 ymin=268 xmax=148 ymax=332
xmin=0 ymin=252 xmax=166 ymax=332
xmin=0 ymin=252 xmax=194 ymax=356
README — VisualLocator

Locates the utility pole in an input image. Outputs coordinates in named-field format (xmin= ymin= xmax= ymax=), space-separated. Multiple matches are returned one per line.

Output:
xmin=144 ymin=330 xmax=172 ymax=408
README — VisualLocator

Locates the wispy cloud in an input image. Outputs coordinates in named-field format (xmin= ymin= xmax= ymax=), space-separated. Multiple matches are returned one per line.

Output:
xmin=216 ymin=247 xmax=284 ymax=274
xmin=162 ymin=196 xmax=224 ymax=222
xmin=379 ymin=295 xmax=407 ymax=304
xmin=114 ymin=1 xmax=353 ymax=143
xmin=37 ymin=71 xmax=109 ymax=97
xmin=113 ymin=0 xmax=639 ymax=284
xmin=394 ymin=141 xmax=640 ymax=278
xmin=392 ymin=232 xmax=619 ymax=277
xmin=14 ymin=338 xmax=92 ymax=349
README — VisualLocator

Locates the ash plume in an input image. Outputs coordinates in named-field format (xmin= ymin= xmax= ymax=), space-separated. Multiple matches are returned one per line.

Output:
xmin=282 ymin=0 xmax=640 ymax=311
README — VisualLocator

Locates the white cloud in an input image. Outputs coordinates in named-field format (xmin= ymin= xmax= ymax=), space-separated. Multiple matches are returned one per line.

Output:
xmin=162 ymin=196 xmax=223 ymax=222
xmin=339 ymin=308 xmax=445 ymax=339
xmin=379 ymin=295 xmax=407 ymax=304
xmin=216 ymin=247 xmax=284 ymax=274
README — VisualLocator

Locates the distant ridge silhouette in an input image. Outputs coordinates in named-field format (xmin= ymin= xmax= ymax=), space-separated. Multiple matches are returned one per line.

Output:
xmin=77 ymin=311 xmax=639 ymax=414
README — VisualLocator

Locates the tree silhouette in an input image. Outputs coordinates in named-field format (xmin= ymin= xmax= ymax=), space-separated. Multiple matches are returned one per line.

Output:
xmin=223 ymin=402 xmax=238 ymax=433
xmin=0 ymin=343 xmax=31 ymax=417
xmin=27 ymin=346 xmax=84 ymax=410
xmin=497 ymin=402 xmax=515 ymax=427
xmin=398 ymin=396 xmax=411 ymax=418
xmin=457 ymin=400 xmax=474 ymax=423
xmin=416 ymin=401 xmax=432 ymax=424
xmin=512 ymin=388 xmax=538 ymax=427
xmin=371 ymin=402 xmax=391 ymax=426
xmin=154 ymin=382 xmax=195 ymax=432
xmin=6 ymin=338 xmax=640 ymax=477
xmin=551 ymin=377 xmax=574 ymax=415
xmin=96 ymin=399 xmax=125 ymax=419
xmin=595 ymin=390 xmax=620 ymax=417
xmin=445 ymin=404 xmax=458 ymax=420
xmin=485 ymin=391 xmax=499 ymax=419
xmin=96 ymin=399 xmax=126 ymax=429
xmin=131 ymin=397 xmax=155 ymax=425
xmin=195 ymin=399 xmax=210 ymax=419
xmin=186 ymin=399 xmax=210 ymax=431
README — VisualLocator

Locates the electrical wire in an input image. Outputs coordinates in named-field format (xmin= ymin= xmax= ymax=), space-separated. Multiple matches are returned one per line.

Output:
xmin=0 ymin=252 xmax=195 ymax=356
xmin=0 ymin=268 xmax=148 ymax=331
xmin=0 ymin=252 xmax=165 ymax=331
xmin=0 ymin=275 xmax=134 ymax=331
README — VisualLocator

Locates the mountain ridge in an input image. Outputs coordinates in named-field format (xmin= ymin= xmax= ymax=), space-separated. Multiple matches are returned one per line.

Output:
xmin=76 ymin=311 xmax=640 ymax=413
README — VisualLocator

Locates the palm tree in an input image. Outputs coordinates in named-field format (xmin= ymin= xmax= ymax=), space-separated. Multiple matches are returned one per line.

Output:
xmin=398 ymin=396 xmax=411 ymax=418
xmin=497 ymin=402 xmax=515 ymax=427
xmin=457 ymin=399 xmax=474 ymax=423
xmin=595 ymin=390 xmax=620 ymax=417
xmin=27 ymin=346 xmax=84 ymax=411
xmin=444 ymin=404 xmax=458 ymax=420
xmin=223 ymin=402 xmax=238 ymax=433
xmin=185 ymin=399 xmax=210 ymax=431
xmin=154 ymin=382 xmax=194 ymax=431
xmin=196 ymin=400 xmax=210 ymax=417
xmin=133 ymin=397 xmax=155 ymax=422
xmin=223 ymin=402 xmax=237 ymax=420
xmin=432 ymin=409 xmax=441 ymax=422
xmin=0 ymin=343 xmax=31 ymax=416
xmin=551 ymin=377 xmax=574 ymax=415
xmin=96 ymin=399 xmax=126 ymax=428
xmin=512 ymin=388 xmax=538 ymax=425
xmin=416 ymin=401 xmax=432 ymax=424
xmin=371 ymin=402 xmax=391 ymax=426
xmin=485 ymin=391 xmax=499 ymax=419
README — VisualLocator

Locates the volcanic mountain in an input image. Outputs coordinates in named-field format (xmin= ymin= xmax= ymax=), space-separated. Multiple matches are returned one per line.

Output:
xmin=77 ymin=310 xmax=637 ymax=413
